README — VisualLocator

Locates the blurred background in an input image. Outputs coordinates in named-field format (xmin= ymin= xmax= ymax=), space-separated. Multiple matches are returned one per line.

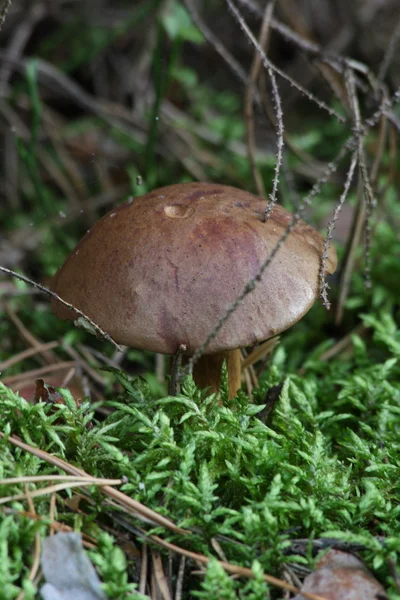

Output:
xmin=1 ymin=0 xmax=400 ymax=399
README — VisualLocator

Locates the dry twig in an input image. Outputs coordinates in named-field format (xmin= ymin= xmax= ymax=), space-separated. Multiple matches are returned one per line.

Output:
xmin=225 ymin=0 xmax=346 ymax=123
xmin=0 ymin=266 xmax=122 ymax=350
xmin=15 ymin=485 xmax=41 ymax=600
xmin=0 ymin=431 xmax=189 ymax=535
xmin=147 ymin=533 xmax=327 ymax=600
xmin=0 ymin=341 xmax=59 ymax=372
xmin=344 ymin=68 xmax=376 ymax=291
xmin=319 ymin=152 xmax=358 ymax=308
xmin=244 ymin=0 xmax=276 ymax=197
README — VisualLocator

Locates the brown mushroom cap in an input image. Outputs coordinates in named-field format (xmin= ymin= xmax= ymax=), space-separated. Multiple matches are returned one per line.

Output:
xmin=52 ymin=182 xmax=337 ymax=354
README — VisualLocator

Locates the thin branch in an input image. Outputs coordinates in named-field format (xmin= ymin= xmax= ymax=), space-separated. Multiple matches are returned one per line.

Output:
xmin=241 ymin=336 xmax=279 ymax=371
xmin=0 ymin=479 xmax=126 ymax=506
xmin=111 ymin=512 xmax=325 ymax=600
xmin=147 ymin=533 xmax=327 ymax=600
xmin=319 ymin=152 xmax=358 ymax=308
xmin=383 ymin=109 xmax=400 ymax=133
xmin=0 ymin=340 xmax=59 ymax=371
xmin=244 ymin=1 xmax=276 ymax=197
xmin=17 ymin=484 xmax=41 ymax=599
xmin=224 ymin=0 xmax=346 ymax=124
xmin=244 ymin=0 xmax=285 ymax=222
xmin=0 ymin=475 xmax=127 ymax=485
xmin=175 ymin=556 xmax=185 ymax=600
xmin=0 ymin=4 xmax=45 ymax=97
xmin=335 ymin=110 xmax=387 ymax=324
xmin=49 ymin=491 xmax=57 ymax=537
xmin=152 ymin=551 xmax=173 ymax=600
xmin=0 ymin=430 xmax=189 ymax=535
xmin=263 ymin=61 xmax=284 ymax=221
xmin=317 ymin=323 xmax=367 ymax=363
xmin=362 ymin=86 xmax=400 ymax=132
xmin=0 ymin=266 xmax=122 ymax=350
xmin=345 ymin=68 xmax=376 ymax=290
xmin=236 ymin=0 xmax=375 ymax=83
xmin=139 ymin=544 xmax=148 ymax=596
xmin=2 ymin=361 xmax=75 ymax=386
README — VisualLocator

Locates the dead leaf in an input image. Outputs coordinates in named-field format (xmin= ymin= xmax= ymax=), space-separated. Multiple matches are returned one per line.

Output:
xmin=293 ymin=549 xmax=387 ymax=600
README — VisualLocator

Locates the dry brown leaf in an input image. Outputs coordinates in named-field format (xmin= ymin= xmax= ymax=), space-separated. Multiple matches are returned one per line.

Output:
xmin=293 ymin=549 xmax=387 ymax=600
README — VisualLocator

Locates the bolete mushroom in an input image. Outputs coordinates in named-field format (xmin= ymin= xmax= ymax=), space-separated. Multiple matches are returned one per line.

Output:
xmin=51 ymin=182 xmax=337 ymax=399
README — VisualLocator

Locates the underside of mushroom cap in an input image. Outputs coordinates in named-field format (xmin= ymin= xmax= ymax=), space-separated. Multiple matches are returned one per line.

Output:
xmin=52 ymin=182 xmax=337 ymax=354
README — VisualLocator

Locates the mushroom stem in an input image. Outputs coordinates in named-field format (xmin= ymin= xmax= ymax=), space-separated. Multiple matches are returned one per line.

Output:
xmin=226 ymin=348 xmax=242 ymax=399
xmin=192 ymin=349 xmax=242 ymax=400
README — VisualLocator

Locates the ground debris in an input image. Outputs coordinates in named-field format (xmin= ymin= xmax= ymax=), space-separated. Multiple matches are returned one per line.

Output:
xmin=293 ymin=550 xmax=387 ymax=600
xmin=40 ymin=532 xmax=107 ymax=600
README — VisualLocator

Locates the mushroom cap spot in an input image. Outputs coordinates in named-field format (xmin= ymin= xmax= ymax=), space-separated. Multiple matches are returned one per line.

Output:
xmin=51 ymin=182 xmax=337 ymax=354
xmin=164 ymin=205 xmax=195 ymax=218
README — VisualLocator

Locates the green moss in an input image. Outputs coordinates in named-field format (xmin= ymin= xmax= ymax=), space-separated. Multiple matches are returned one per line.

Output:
xmin=1 ymin=291 xmax=400 ymax=597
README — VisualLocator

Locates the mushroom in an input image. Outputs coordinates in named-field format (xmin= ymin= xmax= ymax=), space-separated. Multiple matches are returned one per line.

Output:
xmin=51 ymin=182 xmax=337 ymax=399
